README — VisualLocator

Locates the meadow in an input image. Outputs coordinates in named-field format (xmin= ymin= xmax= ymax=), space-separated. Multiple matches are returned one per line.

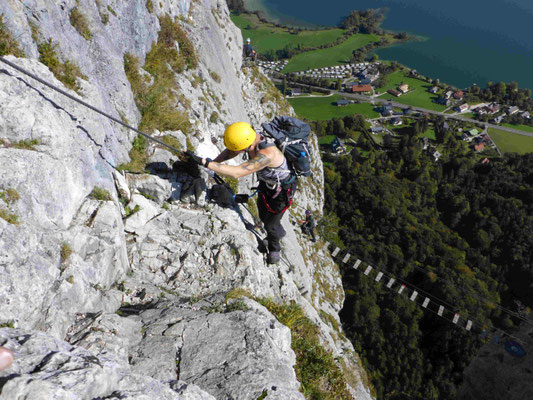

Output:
xmin=283 ymin=33 xmax=380 ymax=72
xmin=288 ymin=94 xmax=380 ymax=120
xmin=502 ymin=123 xmax=533 ymax=134
xmin=488 ymin=128 xmax=533 ymax=154
xmin=230 ymin=13 xmax=345 ymax=53
xmin=376 ymin=70 xmax=447 ymax=112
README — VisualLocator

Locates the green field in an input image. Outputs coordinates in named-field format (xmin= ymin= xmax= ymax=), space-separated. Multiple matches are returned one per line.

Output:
xmin=288 ymin=95 xmax=380 ymax=120
xmin=284 ymin=34 xmax=380 ymax=72
xmin=230 ymin=13 xmax=345 ymax=54
xmin=318 ymin=135 xmax=337 ymax=145
xmin=502 ymin=123 xmax=533 ymax=133
xmin=489 ymin=128 xmax=533 ymax=154
xmin=376 ymin=70 xmax=447 ymax=112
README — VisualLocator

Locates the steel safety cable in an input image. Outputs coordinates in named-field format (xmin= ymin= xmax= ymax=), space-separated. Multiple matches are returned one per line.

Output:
xmin=0 ymin=56 xmax=184 ymax=156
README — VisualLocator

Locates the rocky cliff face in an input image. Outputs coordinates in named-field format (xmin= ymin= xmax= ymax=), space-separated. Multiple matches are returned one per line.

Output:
xmin=0 ymin=1 xmax=373 ymax=399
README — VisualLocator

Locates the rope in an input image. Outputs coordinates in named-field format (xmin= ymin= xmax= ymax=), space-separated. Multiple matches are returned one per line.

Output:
xmin=0 ymin=56 xmax=184 ymax=156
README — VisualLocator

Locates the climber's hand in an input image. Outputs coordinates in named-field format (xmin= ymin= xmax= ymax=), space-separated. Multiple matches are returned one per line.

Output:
xmin=234 ymin=194 xmax=249 ymax=204
xmin=185 ymin=150 xmax=203 ymax=165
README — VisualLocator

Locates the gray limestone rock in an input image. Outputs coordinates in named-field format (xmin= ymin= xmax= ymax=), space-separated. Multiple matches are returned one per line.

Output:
xmin=124 ymin=193 xmax=161 ymax=233
xmin=129 ymin=298 xmax=305 ymax=400
xmin=0 ymin=328 xmax=215 ymax=400
xmin=113 ymin=169 xmax=132 ymax=203
xmin=126 ymin=173 xmax=173 ymax=205
xmin=0 ymin=0 xmax=374 ymax=398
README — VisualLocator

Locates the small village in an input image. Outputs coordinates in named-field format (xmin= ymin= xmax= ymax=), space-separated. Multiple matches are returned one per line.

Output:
xmin=257 ymin=59 xmax=528 ymax=161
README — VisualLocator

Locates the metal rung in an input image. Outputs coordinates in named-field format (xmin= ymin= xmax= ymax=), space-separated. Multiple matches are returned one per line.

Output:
xmin=409 ymin=291 xmax=418 ymax=301
xmin=364 ymin=265 xmax=372 ymax=275
xmin=353 ymin=260 xmax=361 ymax=269
xmin=375 ymin=272 xmax=383 ymax=282
xmin=342 ymin=253 xmax=351 ymax=263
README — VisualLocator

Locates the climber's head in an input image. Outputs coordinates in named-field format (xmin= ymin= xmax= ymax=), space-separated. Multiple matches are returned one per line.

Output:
xmin=224 ymin=122 xmax=257 ymax=152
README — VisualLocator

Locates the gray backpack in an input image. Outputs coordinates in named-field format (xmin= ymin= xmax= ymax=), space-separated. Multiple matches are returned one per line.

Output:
xmin=261 ymin=116 xmax=312 ymax=177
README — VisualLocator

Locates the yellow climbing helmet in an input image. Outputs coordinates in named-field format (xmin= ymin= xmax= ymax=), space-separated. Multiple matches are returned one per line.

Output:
xmin=224 ymin=122 xmax=257 ymax=151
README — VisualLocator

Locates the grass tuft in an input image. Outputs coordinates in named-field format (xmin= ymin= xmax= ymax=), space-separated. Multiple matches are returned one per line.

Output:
xmin=225 ymin=288 xmax=253 ymax=302
xmin=90 ymin=186 xmax=112 ymax=201
xmin=0 ymin=208 xmax=19 ymax=225
xmin=70 ymin=7 xmax=92 ymax=40
xmin=37 ymin=38 xmax=87 ymax=93
xmin=117 ymin=134 xmax=149 ymax=172
xmin=0 ymin=187 xmax=20 ymax=225
xmin=160 ymin=134 xmax=183 ymax=155
xmin=0 ymin=188 xmax=20 ymax=204
xmin=0 ymin=14 xmax=24 ymax=57
xmin=146 ymin=0 xmax=154 ymax=13
xmin=209 ymin=111 xmax=219 ymax=124
xmin=12 ymin=139 xmax=39 ymax=150
xmin=209 ymin=70 xmax=221 ymax=83
xmin=60 ymin=242 xmax=73 ymax=264
xmin=95 ymin=1 xmax=109 ymax=24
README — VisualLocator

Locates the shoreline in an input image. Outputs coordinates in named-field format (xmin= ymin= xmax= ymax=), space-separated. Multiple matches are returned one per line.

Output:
xmin=242 ymin=0 xmax=327 ymax=28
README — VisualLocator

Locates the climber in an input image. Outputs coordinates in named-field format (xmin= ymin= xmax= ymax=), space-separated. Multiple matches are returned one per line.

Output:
xmin=243 ymin=38 xmax=257 ymax=61
xmin=185 ymin=122 xmax=297 ymax=265
xmin=299 ymin=209 xmax=316 ymax=242
xmin=0 ymin=346 xmax=14 ymax=371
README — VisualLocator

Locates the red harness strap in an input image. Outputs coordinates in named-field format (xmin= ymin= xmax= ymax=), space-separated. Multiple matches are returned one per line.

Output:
xmin=260 ymin=187 xmax=293 ymax=214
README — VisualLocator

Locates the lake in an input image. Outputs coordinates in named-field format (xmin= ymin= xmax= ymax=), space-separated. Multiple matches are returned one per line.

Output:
xmin=244 ymin=0 xmax=533 ymax=90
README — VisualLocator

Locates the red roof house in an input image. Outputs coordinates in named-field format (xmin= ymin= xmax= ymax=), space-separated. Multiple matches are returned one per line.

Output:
xmin=351 ymin=84 xmax=372 ymax=93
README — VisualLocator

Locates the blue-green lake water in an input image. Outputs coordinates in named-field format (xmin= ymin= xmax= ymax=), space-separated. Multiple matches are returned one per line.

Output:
xmin=245 ymin=0 xmax=533 ymax=90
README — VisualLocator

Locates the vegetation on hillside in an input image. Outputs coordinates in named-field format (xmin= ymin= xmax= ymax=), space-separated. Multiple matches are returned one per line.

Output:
xmin=124 ymin=15 xmax=196 ymax=135
xmin=0 ymin=187 xmax=20 ymax=225
xmin=121 ymin=14 xmax=197 ymax=171
xmin=69 ymin=7 xmax=92 ymax=40
xmin=323 ymin=125 xmax=533 ymax=399
xmin=35 ymin=36 xmax=87 ymax=93
xmin=0 ymin=14 xmax=24 ymax=57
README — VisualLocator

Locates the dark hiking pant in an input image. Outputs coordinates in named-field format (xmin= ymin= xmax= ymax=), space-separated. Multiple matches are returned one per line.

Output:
xmin=257 ymin=180 xmax=297 ymax=253
xmin=302 ymin=225 xmax=317 ymax=242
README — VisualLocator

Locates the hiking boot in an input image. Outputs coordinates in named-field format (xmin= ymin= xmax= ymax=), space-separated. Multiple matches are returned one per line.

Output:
xmin=258 ymin=238 xmax=268 ymax=254
xmin=267 ymin=251 xmax=281 ymax=264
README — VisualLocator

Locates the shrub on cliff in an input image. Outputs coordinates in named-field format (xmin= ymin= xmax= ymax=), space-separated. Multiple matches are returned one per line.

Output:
xmin=0 ymin=14 xmax=24 ymax=57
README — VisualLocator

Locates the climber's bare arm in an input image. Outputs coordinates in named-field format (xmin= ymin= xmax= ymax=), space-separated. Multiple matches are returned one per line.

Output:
xmin=206 ymin=153 xmax=271 ymax=178
xmin=213 ymin=149 xmax=240 ymax=163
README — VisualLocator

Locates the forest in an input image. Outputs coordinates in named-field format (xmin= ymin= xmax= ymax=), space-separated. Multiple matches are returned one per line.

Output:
xmin=320 ymin=124 xmax=533 ymax=399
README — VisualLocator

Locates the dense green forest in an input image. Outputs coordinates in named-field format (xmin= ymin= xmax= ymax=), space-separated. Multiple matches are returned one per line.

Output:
xmin=321 ymin=125 xmax=533 ymax=399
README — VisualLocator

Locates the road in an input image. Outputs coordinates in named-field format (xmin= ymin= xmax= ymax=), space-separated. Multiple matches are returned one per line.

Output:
xmin=275 ymin=78 xmax=533 ymax=138
xmin=341 ymin=91 xmax=533 ymax=138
